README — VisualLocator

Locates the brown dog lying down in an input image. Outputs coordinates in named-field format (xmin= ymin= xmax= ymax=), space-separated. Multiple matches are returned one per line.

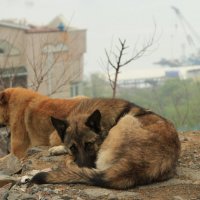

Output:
xmin=31 ymin=98 xmax=180 ymax=189
xmin=0 ymin=87 xmax=85 ymax=159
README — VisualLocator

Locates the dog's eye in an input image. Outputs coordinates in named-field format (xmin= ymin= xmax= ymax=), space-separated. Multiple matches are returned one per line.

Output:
xmin=85 ymin=142 xmax=93 ymax=151
xmin=70 ymin=144 xmax=77 ymax=153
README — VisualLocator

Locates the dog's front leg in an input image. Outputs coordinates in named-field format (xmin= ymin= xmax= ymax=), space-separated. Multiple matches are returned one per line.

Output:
xmin=10 ymin=126 xmax=30 ymax=159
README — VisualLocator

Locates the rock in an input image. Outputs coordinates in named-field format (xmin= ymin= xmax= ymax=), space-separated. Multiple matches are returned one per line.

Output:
xmin=0 ymin=183 xmax=13 ymax=199
xmin=76 ymin=197 xmax=84 ymax=200
xmin=0 ymin=174 xmax=18 ymax=187
xmin=21 ymin=147 xmax=66 ymax=173
xmin=0 ymin=154 xmax=22 ymax=175
xmin=138 ymin=178 xmax=194 ymax=190
xmin=179 ymin=136 xmax=187 ymax=142
xmin=43 ymin=187 xmax=56 ymax=194
xmin=108 ymin=193 xmax=118 ymax=200
xmin=60 ymin=196 xmax=73 ymax=200
xmin=116 ymin=191 xmax=140 ymax=200
xmin=83 ymin=188 xmax=114 ymax=199
xmin=173 ymin=196 xmax=184 ymax=200
xmin=83 ymin=188 xmax=141 ymax=200
xmin=49 ymin=196 xmax=73 ymax=200
xmin=51 ymin=196 xmax=66 ymax=200
xmin=177 ymin=167 xmax=200 ymax=181
xmin=0 ymin=128 xmax=10 ymax=157
xmin=26 ymin=147 xmax=45 ymax=156
xmin=7 ymin=191 xmax=37 ymax=200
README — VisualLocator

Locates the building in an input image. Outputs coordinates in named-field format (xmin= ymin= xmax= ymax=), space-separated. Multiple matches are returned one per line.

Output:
xmin=165 ymin=65 xmax=200 ymax=80
xmin=0 ymin=15 xmax=86 ymax=98
xmin=119 ymin=66 xmax=200 ymax=88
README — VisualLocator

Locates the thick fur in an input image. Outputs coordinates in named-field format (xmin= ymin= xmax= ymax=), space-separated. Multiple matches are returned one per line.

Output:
xmin=0 ymin=87 xmax=85 ymax=159
xmin=31 ymin=98 xmax=180 ymax=189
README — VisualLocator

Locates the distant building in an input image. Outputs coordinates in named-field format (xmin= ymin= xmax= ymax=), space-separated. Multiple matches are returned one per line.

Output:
xmin=119 ymin=66 xmax=200 ymax=88
xmin=165 ymin=66 xmax=200 ymax=80
xmin=0 ymin=15 xmax=86 ymax=98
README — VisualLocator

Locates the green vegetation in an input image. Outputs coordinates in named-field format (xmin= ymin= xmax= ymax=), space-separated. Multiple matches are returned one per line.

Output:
xmin=82 ymin=73 xmax=200 ymax=131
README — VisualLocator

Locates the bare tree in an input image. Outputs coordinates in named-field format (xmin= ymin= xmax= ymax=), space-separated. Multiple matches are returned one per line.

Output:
xmin=26 ymin=33 xmax=79 ymax=95
xmin=104 ymin=30 xmax=156 ymax=98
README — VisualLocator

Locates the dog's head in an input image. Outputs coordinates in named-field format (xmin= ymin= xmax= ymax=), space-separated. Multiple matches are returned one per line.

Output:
xmin=0 ymin=90 xmax=9 ymax=127
xmin=51 ymin=109 xmax=102 ymax=168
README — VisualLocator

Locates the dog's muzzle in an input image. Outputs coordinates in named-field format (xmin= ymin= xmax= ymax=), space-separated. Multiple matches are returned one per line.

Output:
xmin=0 ymin=124 xmax=6 ymax=128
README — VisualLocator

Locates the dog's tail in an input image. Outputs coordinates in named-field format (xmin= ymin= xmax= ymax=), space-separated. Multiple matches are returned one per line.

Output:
xmin=31 ymin=165 xmax=107 ymax=186
xmin=30 ymin=160 xmax=139 ymax=189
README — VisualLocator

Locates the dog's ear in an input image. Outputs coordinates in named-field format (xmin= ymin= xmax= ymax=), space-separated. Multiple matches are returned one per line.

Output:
xmin=51 ymin=117 xmax=68 ymax=142
xmin=0 ymin=91 xmax=7 ymax=105
xmin=85 ymin=109 xmax=101 ymax=133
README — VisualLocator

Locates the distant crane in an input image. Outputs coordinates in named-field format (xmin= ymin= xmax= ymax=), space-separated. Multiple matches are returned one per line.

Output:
xmin=155 ymin=6 xmax=200 ymax=67
xmin=171 ymin=6 xmax=200 ymax=50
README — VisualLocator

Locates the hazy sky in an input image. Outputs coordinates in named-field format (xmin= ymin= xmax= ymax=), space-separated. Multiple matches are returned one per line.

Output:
xmin=0 ymin=0 xmax=200 ymax=78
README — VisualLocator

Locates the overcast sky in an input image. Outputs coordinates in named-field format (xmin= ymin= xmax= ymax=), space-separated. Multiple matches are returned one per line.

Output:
xmin=0 ymin=0 xmax=200 ymax=78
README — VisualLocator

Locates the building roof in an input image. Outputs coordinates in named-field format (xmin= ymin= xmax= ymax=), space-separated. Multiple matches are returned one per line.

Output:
xmin=0 ymin=20 xmax=29 ymax=30
xmin=25 ymin=26 xmax=59 ymax=33
xmin=0 ymin=15 xmax=78 ymax=33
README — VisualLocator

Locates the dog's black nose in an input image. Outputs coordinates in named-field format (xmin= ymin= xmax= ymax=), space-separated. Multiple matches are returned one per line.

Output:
xmin=0 ymin=124 xmax=6 ymax=128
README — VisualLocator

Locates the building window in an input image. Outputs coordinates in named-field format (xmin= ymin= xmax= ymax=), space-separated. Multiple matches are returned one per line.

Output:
xmin=0 ymin=66 xmax=27 ymax=88
xmin=0 ymin=40 xmax=20 ymax=56
xmin=0 ymin=48 xmax=4 ymax=54
xmin=70 ymin=82 xmax=81 ymax=97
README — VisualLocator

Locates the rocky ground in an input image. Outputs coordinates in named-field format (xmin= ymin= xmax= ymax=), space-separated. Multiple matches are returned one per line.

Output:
xmin=0 ymin=129 xmax=200 ymax=200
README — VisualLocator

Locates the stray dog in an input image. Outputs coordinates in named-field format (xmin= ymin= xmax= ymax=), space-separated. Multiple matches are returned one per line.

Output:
xmin=0 ymin=87 xmax=85 ymax=159
xmin=31 ymin=98 xmax=180 ymax=189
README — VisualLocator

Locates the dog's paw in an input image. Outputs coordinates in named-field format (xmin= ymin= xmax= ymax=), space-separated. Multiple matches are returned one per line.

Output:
xmin=48 ymin=145 xmax=68 ymax=156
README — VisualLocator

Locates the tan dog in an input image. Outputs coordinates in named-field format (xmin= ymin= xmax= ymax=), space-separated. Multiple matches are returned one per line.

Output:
xmin=31 ymin=98 xmax=180 ymax=189
xmin=0 ymin=87 xmax=85 ymax=159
